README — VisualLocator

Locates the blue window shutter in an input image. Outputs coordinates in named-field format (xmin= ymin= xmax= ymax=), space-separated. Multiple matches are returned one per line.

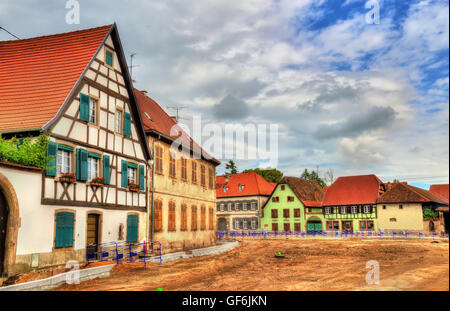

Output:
xmin=55 ymin=213 xmax=65 ymax=248
xmin=124 ymin=112 xmax=131 ymax=137
xmin=103 ymin=155 xmax=110 ymax=185
xmin=80 ymin=93 xmax=90 ymax=122
xmin=127 ymin=215 xmax=138 ymax=242
xmin=64 ymin=213 xmax=75 ymax=247
xmin=106 ymin=50 xmax=113 ymax=66
xmin=121 ymin=160 xmax=128 ymax=187
xmin=76 ymin=148 xmax=88 ymax=181
xmin=55 ymin=212 xmax=74 ymax=248
xmin=46 ymin=141 xmax=57 ymax=176
xmin=139 ymin=165 xmax=145 ymax=191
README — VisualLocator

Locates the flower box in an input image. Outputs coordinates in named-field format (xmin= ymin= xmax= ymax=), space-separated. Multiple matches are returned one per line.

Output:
xmin=90 ymin=177 xmax=106 ymax=187
xmin=59 ymin=173 xmax=75 ymax=183
xmin=128 ymin=182 xmax=140 ymax=192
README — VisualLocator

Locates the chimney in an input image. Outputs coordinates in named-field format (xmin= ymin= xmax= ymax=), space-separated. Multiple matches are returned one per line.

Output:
xmin=141 ymin=90 xmax=148 ymax=95
xmin=170 ymin=116 xmax=177 ymax=123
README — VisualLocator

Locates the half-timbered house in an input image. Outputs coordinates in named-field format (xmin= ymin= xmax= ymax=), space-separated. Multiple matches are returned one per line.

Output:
xmin=0 ymin=24 xmax=151 ymax=276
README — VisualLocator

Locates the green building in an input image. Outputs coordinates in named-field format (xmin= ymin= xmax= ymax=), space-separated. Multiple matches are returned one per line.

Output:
xmin=261 ymin=177 xmax=325 ymax=232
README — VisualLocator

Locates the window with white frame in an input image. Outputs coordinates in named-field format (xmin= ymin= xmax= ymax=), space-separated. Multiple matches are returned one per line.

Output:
xmin=251 ymin=218 xmax=258 ymax=229
xmin=115 ymin=109 xmax=123 ymax=133
xmin=363 ymin=205 xmax=372 ymax=214
xmin=324 ymin=207 xmax=332 ymax=214
xmin=89 ymin=98 xmax=97 ymax=124
xmin=243 ymin=201 xmax=249 ymax=211
xmin=340 ymin=206 xmax=347 ymax=214
xmin=227 ymin=202 xmax=232 ymax=211
xmin=351 ymin=206 xmax=358 ymax=214
xmin=57 ymin=149 xmax=71 ymax=175
xmin=220 ymin=203 xmax=225 ymax=211
xmin=87 ymin=156 xmax=99 ymax=180
xmin=127 ymin=166 xmax=137 ymax=184
xmin=251 ymin=201 xmax=257 ymax=210
xmin=235 ymin=202 xmax=241 ymax=211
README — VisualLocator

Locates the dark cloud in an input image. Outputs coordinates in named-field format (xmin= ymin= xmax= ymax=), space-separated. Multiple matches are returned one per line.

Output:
xmin=297 ymin=86 xmax=359 ymax=112
xmin=212 ymin=94 xmax=249 ymax=120
xmin=314 ymin=106 xmax=397 ymax=140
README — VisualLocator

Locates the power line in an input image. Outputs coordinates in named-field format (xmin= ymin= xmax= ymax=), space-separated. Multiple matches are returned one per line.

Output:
xmin=0 ymin=26 xmax=20 ymax=40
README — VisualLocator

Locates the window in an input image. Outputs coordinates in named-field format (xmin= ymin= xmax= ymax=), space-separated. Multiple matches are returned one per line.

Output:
xmin=271 ymin=209 xmax=278 ymax=218
xmin=191 ymin=205 xmax=198 ymax=230
xmin=294 ymin=209 xmax=301 ymax=218
xmin=223 ymin=186 xmax=228 ymax=193
xmin=281 ymin=185 xmax=285 ymax=191
xmin=89 ymin=98 xmax=97 ymax=124
xmin=251 ymin=201 xmax=257 ymax=210
xmin=284 ymin=223 xmax=291 ymax=232
xmin=340 ymin=206 xmax=347 ymax=214
xmin=230 ymin=202 xmax=235 ymax=211
xmin=359 ymin=220 xmax=374 ymax=231
xmin=169 ymin=153 xmax=176 ymax=178
xmin=390 ymin=218 xmax=397 ymax=222
xmin=181 ymin=158 xmax=187 ymax=180
xmin=181 ymin=204 xmax=187 ymax=231
xmin=234 ymin=219 xmax=242 ymax=230
xmin=168 ymin=202 xmax=176 ymax=231
xmin=209 ymin=207 xmax=214 ymax=230
xmin=272 ymin=223 xmax=278 ymax=232
xmin=235 ymin=202 xmax=241 ymax=211
xmin=220 ymin=203 xmax=225 ymax=211
xmin=127 ymin=165 xmax=137 ymax=185
xmin=272 ymin=196 xmax=280 ymax=203
xmin=294 ymin=223 xmax=301 ymax=232
xmin=363 ymin=205 xmax=372 ymax=214
xmin=88 ymin=155 xmax=100 ymax=180
xmin=154 ymin=200 xmax=163 ymax=232
xmin=324 ymin=207 xmax=332 ymax=214
xmin=57 ymin=148 xmax=72 ymax=176
xmin=383 ymin=205 xmax=386 ymax=209
xmin=105 ymin=48 xmax=114 ymax=67
xmin=115 ymin=109 xmax=123 ymax=134
xmin=243 ymin=201 xmax=249 ymax=211
xmin=54 ymin=212 xmax=75 ymax=248
xmin=243 ymin=219 xmax=249 ymax=230
xmin=191 ymin=161 xmax=197 ymax=183
xmin=126 ymin=214 xmax=138 ymax=242
xmin=209 ymin=168 xmax=214 ymax=189
xmin=326 ymin=221 xmax=339 ymax=231
xmin=201 ymin=206 xmax=206 ymax=230
xmin=200 ymin=165 xmax=206 ymax=186
xmin=283 ymin=209 xmax=290 ymax=218
xmin=155 ymin=145 xmax=163 ymax=174
xmin=399 ymin=205 xmax=403 ymax=209
xmin=216 ymin=203 xmax=220 ymax=212
xmin=238 ymin=184 xmax=244 ymax=192
xmin=287 ymin=196 xmax=294 ymax=202
xmin=351 ymin=206 xmax=358 ymax=214
xmin=251 ymin=218 xmax=258 ymax=230
xmin=227 ymin=202 xmax=232 ymax=211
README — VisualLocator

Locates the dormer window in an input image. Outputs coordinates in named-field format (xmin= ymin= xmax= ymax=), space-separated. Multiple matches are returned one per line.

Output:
xmin=238 ymin=184 xmax=244 ymax=192
xmin=223 ymin=186 xmax=228 ymax=193
xmin=105 ymin=48 xmax=113 ymax=67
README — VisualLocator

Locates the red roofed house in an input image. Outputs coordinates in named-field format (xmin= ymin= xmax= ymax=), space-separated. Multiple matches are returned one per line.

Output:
xmin=134 ymin=89 xmax=220 ymax=250
xmin=377 ymin=183 xmax=449 ymax=234
xmin=429 ymin=184 xmax=449 ymax=234
xmin=0 ymin=25 xmax=152 ymax=276
xmin=321 ymin=175 xmax=382 ymax=232
xmin=216 ymin=172 xmax=276 ymax=231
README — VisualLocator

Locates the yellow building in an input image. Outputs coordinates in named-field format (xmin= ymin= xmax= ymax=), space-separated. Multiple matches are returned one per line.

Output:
xmin=134 ymin=90 xmax=220 ymax=251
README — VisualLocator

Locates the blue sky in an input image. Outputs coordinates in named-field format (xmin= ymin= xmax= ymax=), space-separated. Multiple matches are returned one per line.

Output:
xmin=0 ymin=0 xmax=448 ymax=188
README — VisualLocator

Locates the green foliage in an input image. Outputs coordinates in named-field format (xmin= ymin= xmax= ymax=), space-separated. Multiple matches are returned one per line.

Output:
xmin=242 ymin=167 xmax=283 ymax=183
xmin=225 ymin=160 xmax=238 ymax=174
xmin=423 ymin=207 xmax=438 ymax=219
xmin=0 ymin=134 xmax=52 ymax=170
xmin=300 ymin=168 xmax=327 ymax=188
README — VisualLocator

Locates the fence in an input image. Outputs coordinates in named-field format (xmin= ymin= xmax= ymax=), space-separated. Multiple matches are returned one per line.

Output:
xmin=86 ymin=241 xmax=162 ymax=266
xmin=216 ymin=230 xmax=450 ymax=240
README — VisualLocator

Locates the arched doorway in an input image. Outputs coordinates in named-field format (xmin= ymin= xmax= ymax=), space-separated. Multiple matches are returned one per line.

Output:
xmin=0 ymin=189 xmax=8 ymax=275
xmin=218 ymin=218 xmax=227 ymax=231
xmin=306 ymin=217 xmax=323 ymax=234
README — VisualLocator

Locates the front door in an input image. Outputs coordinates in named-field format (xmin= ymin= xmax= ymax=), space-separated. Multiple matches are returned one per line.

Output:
xmin=0 ymin=190 xmax=8 ymax=275
xmin=342 ymin=221 xmax=353 ymax=232
xmin=307 ymin=221 xmax=322 ymax=233
xmin=86 ymin=214 xmax=100 ymax=259
xmin=218 ymin=218 xmax=227 ymax=231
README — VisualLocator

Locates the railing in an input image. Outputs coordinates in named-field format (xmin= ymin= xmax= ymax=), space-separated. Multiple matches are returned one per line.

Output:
xmin=216 ymin=230 xmax=450 ymax=240
xmin=86 ymin=241 xmax=162 ymax=266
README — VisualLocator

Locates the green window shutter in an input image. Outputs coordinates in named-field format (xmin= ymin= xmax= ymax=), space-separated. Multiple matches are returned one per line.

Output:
xmin=76 ymin=148 xmax=88 ymax=181
xmin=139 ymin=165 xmax=145 ymax=191
xmin=46 ymin=141 xmax=57 ymax=176
xmin=106 ymin=50 xmax=113 ymax=66
xmin=121 ymin=160 xmax=128 ymax=187
xmin=55 ymin=213 xmax=65 ymax=248
xmin=64 ymin=213 xmax=75 ymax=247
xmin=103 ymin=155 xmax=110 ymax=185
xmin=79 ymin=93 xmax=90 ymax=122
xmin=127 ymin=215 xmax=138 ymax=242
xmin=123 ymin=112 xmax=131 ymax=137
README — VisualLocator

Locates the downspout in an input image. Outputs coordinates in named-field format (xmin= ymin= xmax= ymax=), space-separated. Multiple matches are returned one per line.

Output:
xmin=150 ymin=138 xmax=156 ymax=243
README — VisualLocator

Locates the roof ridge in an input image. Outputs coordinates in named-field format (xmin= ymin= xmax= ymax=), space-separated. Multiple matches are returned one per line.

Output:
xmin=0 ymin=24 xmax=114 ymax=44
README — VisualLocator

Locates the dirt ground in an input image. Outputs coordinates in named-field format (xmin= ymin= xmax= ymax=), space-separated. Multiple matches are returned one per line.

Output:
xmin=54 ymin=238 xmax=449 ymax=291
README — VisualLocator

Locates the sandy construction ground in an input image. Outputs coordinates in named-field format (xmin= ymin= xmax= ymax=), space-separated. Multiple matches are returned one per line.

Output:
xmin=55 ymin=238 xmax=449 ymax=291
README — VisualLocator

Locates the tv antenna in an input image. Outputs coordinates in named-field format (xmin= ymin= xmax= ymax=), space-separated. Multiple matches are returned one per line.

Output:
xmin=0 ymin=26 xmax=20 ymax=40
xmin=166 ymin=106 xmax=187 ymax=122
xmin=129 ymin=53 xmax=140 ymax=83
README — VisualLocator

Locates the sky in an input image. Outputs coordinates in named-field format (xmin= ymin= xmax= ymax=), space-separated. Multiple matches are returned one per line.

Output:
xmin=0 ymin=0 xmax=448 ymax=188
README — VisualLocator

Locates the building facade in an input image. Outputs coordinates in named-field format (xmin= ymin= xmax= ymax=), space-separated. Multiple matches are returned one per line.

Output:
xmin=260 ymin=177 xmax=324 ymax=232
xmin=134 ymin=90 xmax=220 ymax=251
xmin=216 ymin=172 xmax=276 ymax=231
xmin=0 ymin=25 xmax=151 ymax=276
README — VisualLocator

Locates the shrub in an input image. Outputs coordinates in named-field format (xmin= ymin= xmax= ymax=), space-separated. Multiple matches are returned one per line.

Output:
xmin=0 ymin=134 xmax=51 ymax=170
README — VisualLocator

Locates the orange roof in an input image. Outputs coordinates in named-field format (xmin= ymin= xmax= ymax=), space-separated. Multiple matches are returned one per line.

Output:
xmin=216 ymin=172 xmax=276 ymax=198
xmin=429 ymin=184 xmax=449 ymax=204
xmin=0 ymin=25 xmax=113 ymax=132
xmin=134 ymin=88 xmax=219 ymax=165
xmin=322 ymin=174 xmax=382 ymax=206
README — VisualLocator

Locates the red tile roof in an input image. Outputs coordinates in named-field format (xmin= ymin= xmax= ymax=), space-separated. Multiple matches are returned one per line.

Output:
xmin=429 ymin=184 xmax=449 ymax=204
xmin=216 ymin=172 xmax=276 ymax=198
xmin=322 ymin=174 xmax=382 ymax=206
xmin=134 ymin=88 xmax=219 ymax=165
xmin=378 ymin=183 xmax=448 ymax=205
xmin=279 ymin=176 xmax=325 ymax=207
xmin=0 ymin=25 xmax=113 ymax=132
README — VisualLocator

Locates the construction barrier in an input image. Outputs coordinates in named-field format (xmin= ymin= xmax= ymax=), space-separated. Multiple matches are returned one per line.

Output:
xmin=86 ymin=241 xmax=162 ymax=266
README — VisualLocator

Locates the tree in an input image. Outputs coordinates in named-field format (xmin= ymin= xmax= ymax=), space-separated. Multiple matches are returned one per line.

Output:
xmin=242 ymin=168 xmax=283 ymax=183
xmin=300 ymin=168 xmax=327 ymax=188
xmin=225 ymin=160 xmax=238 ymax=174
xmin=324 ymin=168 xmax=336 ymax=185
xmin=393 ymin=179 xmax=400 ymax=183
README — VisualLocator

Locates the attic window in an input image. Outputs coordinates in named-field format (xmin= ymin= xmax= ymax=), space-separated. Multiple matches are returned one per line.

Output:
xmin=238 ymin=184 xmax=244 ymax=192
xmin=281 ymin=185 xmax=285 ymax=191
xmin=223 ymin=186 xmax=228 ymax=193
xmin=105 ymin=48 xmax=113 ymax=67
xmin=144 ymin=112 xmax=152 ymax=121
